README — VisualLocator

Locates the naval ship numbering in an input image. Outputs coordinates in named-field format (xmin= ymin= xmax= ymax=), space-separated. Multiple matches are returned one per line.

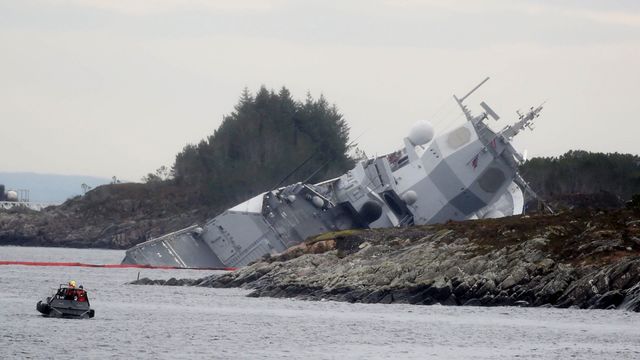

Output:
xmin=122 ymin=78 xmax=544 ymax=269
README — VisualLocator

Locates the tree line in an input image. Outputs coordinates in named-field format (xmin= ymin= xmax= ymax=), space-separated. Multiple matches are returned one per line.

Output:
xmin=165 ymin=86 xmax=353 ymax=205
xmin=520 ymin=150 xmax=640 ymax=200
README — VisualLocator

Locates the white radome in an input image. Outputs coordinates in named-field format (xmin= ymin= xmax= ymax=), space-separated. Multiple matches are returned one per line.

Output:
xmin=401 ymin=190 xmax=418 ymax=205
xmin=408 ymin=120 xmax=434 ymax=146
xmin=5 ymin=190 xmax=18 ymax=202
xmin=311 ymin=196 xmax=324 ymax=208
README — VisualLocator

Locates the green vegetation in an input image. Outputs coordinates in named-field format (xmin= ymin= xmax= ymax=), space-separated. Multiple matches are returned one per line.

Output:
xmin=170 ymin=86 xmax=354 ymax=205
xmin=520 ymin=150 xmax=640 ymax=200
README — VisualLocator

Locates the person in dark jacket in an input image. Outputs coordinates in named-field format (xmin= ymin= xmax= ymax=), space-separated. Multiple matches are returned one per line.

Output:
xmin=76 ymin=285 xmax=87 ymax=302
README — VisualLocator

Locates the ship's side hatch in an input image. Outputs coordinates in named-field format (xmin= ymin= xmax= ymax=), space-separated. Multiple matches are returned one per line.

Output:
xmin=381 ymin=190 xmax=414 ymax=226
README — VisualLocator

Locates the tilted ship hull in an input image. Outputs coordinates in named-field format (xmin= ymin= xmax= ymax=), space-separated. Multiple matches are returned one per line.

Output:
xmin=122 ymin=79 xmax=542 ymax=268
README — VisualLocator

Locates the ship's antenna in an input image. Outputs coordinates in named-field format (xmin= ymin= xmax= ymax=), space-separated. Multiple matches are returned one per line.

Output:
xmin=273 ymin=131 xmax=367 ymax=190
xmin=453 ymin=76 xmax=490 ymax=121
xmin=301 ymin=131 xmax=367 ymax=184
xmin=514 ymin=173 xmax=555 ymax=214
xmin=272 ymin=152 xmax=318 ymax=190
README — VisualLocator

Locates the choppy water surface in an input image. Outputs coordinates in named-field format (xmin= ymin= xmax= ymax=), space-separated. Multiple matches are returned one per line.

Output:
xmin=1 ymin=246 xmax=639 ymax=359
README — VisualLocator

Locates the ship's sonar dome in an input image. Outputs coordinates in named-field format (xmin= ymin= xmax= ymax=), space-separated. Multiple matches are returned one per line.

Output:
xmin=408 ymin=121 xmax=434 ymax=146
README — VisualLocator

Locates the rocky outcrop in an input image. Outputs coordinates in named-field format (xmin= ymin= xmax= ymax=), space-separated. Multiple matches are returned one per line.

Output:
xmin=0 ymin=183 xmax=213 ymax=249
xmin=131 ymin=277 xmax=201 ymax=286
xmin=183 ymin=209 xmax=640 ymax=311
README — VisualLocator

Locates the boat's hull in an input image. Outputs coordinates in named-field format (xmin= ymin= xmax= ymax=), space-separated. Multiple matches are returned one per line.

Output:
xmin=37 ymin=298 xmax=95 ymax=319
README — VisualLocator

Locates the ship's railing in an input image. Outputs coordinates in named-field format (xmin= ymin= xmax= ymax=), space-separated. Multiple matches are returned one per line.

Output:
xmin=128 ymin=224 xmax=202 ymax=249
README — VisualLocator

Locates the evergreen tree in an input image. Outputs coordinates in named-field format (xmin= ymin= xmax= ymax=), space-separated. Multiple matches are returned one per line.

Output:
xmin=520 ymin=150 xmax=640 ymax=200
xmin=173 ymin=86 xmax=354 ymax=206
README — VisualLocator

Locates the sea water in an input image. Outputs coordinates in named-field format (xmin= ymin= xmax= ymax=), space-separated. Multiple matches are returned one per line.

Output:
xmin=1 ymin=246 xmax=639 ymax=359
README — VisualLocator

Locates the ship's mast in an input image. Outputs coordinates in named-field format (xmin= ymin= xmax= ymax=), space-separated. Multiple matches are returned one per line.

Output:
xmin=453 ymin=77 xmax=492 ymax=123
xmin=500 ymin=103 xmax=544 ymax=140
xmin=454 ymin=78 xmax=553 ymax=213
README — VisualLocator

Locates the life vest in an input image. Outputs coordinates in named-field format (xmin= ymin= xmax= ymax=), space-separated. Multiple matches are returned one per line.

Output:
xmin=64 ymin=288 xmax=76 ymax=300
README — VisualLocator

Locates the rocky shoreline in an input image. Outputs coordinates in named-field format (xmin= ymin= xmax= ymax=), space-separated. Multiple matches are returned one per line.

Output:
xmin=132 ymin=209 xmax=640 ymax=311
xmin=0 ymin=183 xmax=211 ymax=249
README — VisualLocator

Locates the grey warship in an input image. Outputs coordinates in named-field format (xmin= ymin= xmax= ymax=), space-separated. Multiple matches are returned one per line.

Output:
xmin=122 ymin=78 xmax=543 ymax=268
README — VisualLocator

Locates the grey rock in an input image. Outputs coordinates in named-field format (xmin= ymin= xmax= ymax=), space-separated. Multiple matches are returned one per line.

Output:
xmin=463 ymin=298 xmax=482 ymax=306
xmin=591 ymin=290 xmax=625 ymax=309
xmin=130 ymin=209 xmax=640 ymax=312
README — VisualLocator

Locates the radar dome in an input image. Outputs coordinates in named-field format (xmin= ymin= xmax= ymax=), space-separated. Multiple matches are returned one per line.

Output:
xmin=408 ymin=121 xmax=434 ymax=146
xmin=5 ymin=190 xmax=18 ymax=202
xmin=311 ymin=196 xmax=325 ymax=208
xmin=401 ymin=190 xmax=418 ymax=205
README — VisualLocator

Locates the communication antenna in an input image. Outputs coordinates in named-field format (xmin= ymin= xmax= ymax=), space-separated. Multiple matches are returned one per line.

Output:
xmin=272 ymin=153 xmax=318 ymax=190
xmin=480 ymin=101 xmax=500 ymax=121
xmin=273 ymin=132 xmax=367 ymax=190
xmin=301 ymin=132 xmax=368 ymax=184
xmin=514 ymin=173 xmax=555 ymax=214
xmin=18 ymin=189 xmax=29 ymax=202
xmin=453 ymin=77 xmax=490 ymax=121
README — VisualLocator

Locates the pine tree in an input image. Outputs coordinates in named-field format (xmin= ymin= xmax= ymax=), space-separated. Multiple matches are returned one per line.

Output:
xmin=172 ymin=86 xmax=354 ymax=206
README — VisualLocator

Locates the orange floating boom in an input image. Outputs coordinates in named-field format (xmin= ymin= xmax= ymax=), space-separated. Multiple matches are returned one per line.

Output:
xmin=0 ymin=260 xmax=236 ymax=271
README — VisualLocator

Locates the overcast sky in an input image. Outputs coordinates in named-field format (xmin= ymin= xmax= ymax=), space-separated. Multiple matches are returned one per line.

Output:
xmin=1 ymin=0 xmax=639 ymax=181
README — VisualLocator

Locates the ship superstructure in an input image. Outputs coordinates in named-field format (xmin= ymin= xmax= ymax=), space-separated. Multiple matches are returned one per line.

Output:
xmin=122 ymin=79 xmax=543 ymax=268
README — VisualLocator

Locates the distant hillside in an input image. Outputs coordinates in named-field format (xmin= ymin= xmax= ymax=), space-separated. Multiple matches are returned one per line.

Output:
xmin=0 ymin=172 xmax=109 ymax=203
